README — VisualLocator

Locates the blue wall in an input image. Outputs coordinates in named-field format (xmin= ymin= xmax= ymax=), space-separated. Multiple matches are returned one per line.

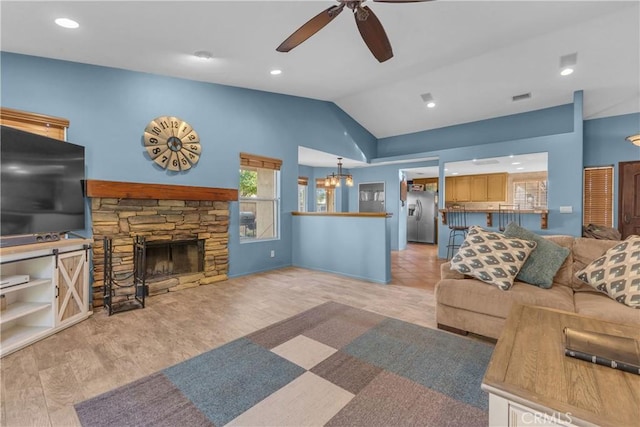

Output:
xmin=2 ymin=52 xmax=638 ymax=270
xmin=0 ymin=52 xmax=377 ymax=277
xmin=377 ymin=104 xmax=575 ymax=157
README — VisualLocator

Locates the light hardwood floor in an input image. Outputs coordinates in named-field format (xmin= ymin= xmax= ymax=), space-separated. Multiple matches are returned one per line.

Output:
xmin=1 ymin=243 xmax=443 ymax=427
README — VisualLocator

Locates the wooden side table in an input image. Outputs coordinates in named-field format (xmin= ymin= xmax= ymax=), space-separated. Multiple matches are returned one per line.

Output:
xmin=482 ymin=304 xmax=640 ymax=427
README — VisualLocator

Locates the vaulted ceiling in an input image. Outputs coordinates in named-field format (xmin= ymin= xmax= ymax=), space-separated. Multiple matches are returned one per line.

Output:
xmin=2 ymin=1 xmax=639 ymax=142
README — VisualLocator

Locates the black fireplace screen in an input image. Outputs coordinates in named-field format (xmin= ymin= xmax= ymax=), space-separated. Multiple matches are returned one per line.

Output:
xmin=145 ymin=239 xmax=205 ymax=278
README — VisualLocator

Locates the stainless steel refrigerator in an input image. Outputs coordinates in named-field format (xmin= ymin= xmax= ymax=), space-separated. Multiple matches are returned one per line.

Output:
xmin=407 ymin=190 xmax=437 ymax=243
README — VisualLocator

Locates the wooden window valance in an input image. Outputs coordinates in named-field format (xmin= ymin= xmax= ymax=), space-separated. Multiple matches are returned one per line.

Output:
xmin=240 ymin=152 xmax=282 ymax=170
xmin=298 ymin=177 xmax=309 ymax=186
xmin=0 ymin=107 xmax=69 ymax=141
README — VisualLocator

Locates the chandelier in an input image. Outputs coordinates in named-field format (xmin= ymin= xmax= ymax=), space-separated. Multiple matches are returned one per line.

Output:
xmin=325 ymin=157 xmax=354 ymax=187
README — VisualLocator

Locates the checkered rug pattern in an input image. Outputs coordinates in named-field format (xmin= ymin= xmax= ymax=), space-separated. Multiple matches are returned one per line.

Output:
xmin=75 ymin=301 xmax=492 ymax=427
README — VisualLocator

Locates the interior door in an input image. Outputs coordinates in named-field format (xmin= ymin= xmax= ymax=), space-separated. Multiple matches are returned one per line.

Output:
xmin=619 ymin=161 xmax=640 ymax=239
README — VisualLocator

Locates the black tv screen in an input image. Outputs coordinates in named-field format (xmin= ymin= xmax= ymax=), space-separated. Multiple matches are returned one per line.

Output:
xmin=1 ymin=125 xmax=85 ymax=237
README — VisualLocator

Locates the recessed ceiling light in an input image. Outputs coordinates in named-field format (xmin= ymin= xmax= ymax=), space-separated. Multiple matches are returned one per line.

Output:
xmin=420 ymin=93 xmax=436 ymax=109
xmin=451 ymin=172 xmax=459 ymax=175
xmin=516 ymin=167 xmax=525 ymax=170
xmin=270 ymin=69 xmax=282 ymax=76
xmin=511 ymin=162 xmax=521 ymax=165
xmin=194 ymin=50 xmax=213 ymax=60
xmin=560 ymin=53 xmax=577 ymax=77
xmin=55 ymin=18 xmax=79 ymax=29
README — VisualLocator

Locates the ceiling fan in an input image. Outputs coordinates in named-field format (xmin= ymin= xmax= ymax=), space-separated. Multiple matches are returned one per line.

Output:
xmin=276 ymin=0 xmax=432 ymax=63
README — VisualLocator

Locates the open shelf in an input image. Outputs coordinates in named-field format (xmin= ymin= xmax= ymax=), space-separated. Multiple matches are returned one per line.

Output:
xmin=0 ymin=325 xmax=51 ymax=350
xmin=0 ymin=279 xmax=51 ymax=296
xmin=0 ymin=301 xmax=51 ymax=324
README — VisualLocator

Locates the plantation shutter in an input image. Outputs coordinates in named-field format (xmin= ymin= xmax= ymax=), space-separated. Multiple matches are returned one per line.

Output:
xmin=583 ymin=166 xmax=614 ymax=227
xmin=0 ymin=107 xmax=69 ymax=140
xmin=240 ymin=152 xmax=282 ymax=170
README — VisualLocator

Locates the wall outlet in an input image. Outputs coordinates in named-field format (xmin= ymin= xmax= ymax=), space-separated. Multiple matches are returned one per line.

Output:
xmin=270 ymin=250 xmax=275 ymax=258
xmin=559 ymin=206 xmax=573 ymax=214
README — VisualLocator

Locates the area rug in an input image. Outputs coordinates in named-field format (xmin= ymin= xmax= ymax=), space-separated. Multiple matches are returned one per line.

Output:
xmin=75 ymin=301 xmax=493 ymax=427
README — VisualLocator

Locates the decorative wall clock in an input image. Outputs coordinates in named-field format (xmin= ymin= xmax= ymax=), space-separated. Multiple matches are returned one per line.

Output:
xmin=143 ymin=116 xmax=201 ymax=171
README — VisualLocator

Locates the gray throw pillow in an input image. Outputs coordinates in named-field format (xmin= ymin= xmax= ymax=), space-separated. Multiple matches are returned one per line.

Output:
xmin=503 ymin=222 xmax=570 ymax=288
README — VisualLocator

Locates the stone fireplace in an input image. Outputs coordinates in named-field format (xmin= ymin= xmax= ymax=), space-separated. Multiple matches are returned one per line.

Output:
xmin=86 ymin=180 xmax=238 ymax=309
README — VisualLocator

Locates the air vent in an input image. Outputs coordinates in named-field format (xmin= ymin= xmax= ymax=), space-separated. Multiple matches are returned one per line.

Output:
xmin=512 ymin=92 xmax=531 ymax=102
xmin=474 ymin=159 xmax=500 ymax=166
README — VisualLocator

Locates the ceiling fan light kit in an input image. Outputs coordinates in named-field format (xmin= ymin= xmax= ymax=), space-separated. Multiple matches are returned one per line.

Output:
xmin=276 ymin=0 xmax=432 ymax=63
xmin=626 ymin=134 xmax=640 ymax=146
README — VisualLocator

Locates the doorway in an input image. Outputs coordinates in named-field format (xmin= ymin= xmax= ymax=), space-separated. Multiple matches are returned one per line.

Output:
xmin=618 ymin=161 xmax=640 ymax=239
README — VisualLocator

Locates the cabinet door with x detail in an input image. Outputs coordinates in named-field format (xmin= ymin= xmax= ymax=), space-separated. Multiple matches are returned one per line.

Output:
xmin=55 ymin=249 xmax=90 ymax=326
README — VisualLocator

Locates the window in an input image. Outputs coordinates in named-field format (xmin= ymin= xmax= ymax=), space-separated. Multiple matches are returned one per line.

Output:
xmin=298 ymin=177 xmax=308 ymax=212
xmin=239 ymin=153 xmax=281 ymax=241
xmin=513 ymin=180 xmax=547 ymax=209
xmin=315 ymin=179 xmax=335 ymax=212
xmin=510 ymin=172 xmax=548 ymax=209
xmin=583 ymin=166 xmax=614 ymax=227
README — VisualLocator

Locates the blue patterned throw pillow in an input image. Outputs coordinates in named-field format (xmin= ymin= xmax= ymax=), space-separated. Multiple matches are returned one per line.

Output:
xmin=451 ymin=225 xmax=536 ymax=290
xmin=575 ymin=235 xmax=640 ymax=308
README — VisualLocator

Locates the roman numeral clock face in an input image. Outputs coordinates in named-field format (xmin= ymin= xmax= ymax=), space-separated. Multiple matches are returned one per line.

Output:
xmin=143 ymin=116 xmax=201 ymax=171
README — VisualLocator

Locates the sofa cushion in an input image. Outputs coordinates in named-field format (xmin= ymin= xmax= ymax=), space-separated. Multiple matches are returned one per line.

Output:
xmin=574 ymin=292 xmax=640 ymax=326
xmin=436 ymin=278 xmax=575 ymax=319
xmin=503 ymin=223 xmax=571 ymax=289
xmin=574 ymin=235 xmax=640 ymax=308
xmin=451 ymin=226 xmax=536 ymax=290
xmin=570 ymin=238 xmax=619 ymax=291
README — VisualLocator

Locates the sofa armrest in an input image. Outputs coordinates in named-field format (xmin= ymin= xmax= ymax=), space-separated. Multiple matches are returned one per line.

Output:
xmin=441 ymin=262 xmax=465 ymax=280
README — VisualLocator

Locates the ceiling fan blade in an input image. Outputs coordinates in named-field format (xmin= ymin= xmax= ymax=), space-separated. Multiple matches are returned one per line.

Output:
xmin=276 ymin=4 xmax=345 ymax=53
xmin=373 ymin=0 xmax=433 ymax=3
xmin=354 ymin=6 xmax=393 ymax=63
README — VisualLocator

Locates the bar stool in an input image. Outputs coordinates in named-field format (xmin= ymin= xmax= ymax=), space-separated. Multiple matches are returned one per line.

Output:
xmin=498 ymin=204 xmax=521 ymax=231
xmin=446 ymin=206 xmax=469 ymax=259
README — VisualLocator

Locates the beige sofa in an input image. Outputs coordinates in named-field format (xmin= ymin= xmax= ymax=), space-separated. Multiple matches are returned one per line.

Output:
xmin=435 ymin=236 xmax=640 ymax=340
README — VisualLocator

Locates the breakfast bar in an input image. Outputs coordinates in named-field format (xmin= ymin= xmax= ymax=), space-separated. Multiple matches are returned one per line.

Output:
xmin=439 ymin=208 xmax=549 ymax=229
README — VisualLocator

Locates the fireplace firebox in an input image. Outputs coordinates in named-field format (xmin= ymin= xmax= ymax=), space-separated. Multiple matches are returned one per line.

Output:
xmin=145 ymin=239 xmax=205 ymax=279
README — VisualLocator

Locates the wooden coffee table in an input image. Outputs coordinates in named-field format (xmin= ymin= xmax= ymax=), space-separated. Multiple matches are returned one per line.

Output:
xmin=482 ymin=304 xmax=640 ymax=427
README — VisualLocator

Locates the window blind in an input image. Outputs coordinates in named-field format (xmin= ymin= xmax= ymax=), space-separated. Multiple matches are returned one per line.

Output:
xmin=583 ymin=166 xmax=614 ymax=227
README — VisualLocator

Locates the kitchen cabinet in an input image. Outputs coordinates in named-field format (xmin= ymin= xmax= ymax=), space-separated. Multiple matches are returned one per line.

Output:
xmin=446 ymin=173 xmax=507 ymax=203
xmin=471 ymin=175 xmax=488 ymax=200
xmin=487 ymin=173 xmax=507 ymax=201
xmin=0 ymin=239 xmax=92 ymax=357
xmin=445 ymin=176 xmax=471 ymax=202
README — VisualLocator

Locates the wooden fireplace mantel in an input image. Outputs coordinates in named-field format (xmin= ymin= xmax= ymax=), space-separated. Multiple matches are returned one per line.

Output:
xmin=85 ymin=180 xmax=238 ymax=201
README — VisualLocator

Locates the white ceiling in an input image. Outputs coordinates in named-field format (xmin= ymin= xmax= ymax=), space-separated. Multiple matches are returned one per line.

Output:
xmin=2 ymin=0 xmax=639 ymax=168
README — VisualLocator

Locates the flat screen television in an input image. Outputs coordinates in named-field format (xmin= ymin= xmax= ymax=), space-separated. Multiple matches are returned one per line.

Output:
xmin=1 ymin=125 xmax=85 ymax=243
